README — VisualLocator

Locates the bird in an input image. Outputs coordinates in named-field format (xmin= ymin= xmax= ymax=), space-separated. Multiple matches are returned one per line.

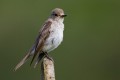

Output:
xmin=14 ymin=8 xmax=67 ymax=71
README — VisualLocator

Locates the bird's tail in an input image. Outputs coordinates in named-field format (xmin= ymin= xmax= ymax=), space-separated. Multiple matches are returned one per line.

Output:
xmin=34 ymin=52 xmax=45 ymax=68
xmin=14 ymin=52 xmax=31 ymax=71
xmin=14 ymin=51 xmax=45 ymax=71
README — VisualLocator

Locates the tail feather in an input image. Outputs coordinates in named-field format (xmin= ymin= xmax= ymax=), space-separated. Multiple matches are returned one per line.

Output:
xmin=14 ymin=53 xmax=31 ymax=71
xmin=34 ymin=52 xmax=45 ymax=68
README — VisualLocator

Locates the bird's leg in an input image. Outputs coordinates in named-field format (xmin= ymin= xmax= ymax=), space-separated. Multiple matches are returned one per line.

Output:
xmin=44 ymin=52 xmax=54 ymax=62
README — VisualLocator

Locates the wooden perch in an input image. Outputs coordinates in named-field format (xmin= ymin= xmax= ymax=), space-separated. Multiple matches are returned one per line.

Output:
xmin=41 ymin=57 xmax=55 ymax=80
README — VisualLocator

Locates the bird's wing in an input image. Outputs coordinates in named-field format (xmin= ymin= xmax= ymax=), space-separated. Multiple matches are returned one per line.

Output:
xmin=30 ymin=20 xmax=52 ymax=65
xmin=14 ymin=20 xmax=52 ymax=71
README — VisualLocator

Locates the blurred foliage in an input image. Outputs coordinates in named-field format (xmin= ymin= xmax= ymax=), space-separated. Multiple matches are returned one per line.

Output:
xmin=0 ymin=0 xmax=120 ymax=80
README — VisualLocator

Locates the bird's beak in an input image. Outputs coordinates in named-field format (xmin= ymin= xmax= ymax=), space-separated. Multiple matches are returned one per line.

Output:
xmin=61 ymin=14 xmax=67 ymax=17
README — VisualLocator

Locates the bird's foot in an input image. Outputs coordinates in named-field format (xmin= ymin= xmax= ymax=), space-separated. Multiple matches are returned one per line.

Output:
xmin=44 ymin=52 xmax=54 ymax=62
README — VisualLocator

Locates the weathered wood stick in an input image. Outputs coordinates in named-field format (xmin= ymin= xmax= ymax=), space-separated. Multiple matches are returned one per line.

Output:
xmin=41 ymin=57 xmax=55 ymax=80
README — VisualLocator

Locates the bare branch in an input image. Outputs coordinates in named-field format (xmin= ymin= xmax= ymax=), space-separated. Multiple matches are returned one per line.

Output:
xmin=41 ymin=57 xmax=55 ymax=80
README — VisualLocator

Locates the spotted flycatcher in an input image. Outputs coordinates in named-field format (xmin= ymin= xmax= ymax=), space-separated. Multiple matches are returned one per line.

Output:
xmin=14 ymin=8 xmax=67 ymax=71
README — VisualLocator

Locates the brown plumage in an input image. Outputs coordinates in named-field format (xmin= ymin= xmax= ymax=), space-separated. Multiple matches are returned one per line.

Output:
xmin=14 ymin=8 xmax=66 ymax=71
xmin=14 ymin=21 xmax=52 ymax=71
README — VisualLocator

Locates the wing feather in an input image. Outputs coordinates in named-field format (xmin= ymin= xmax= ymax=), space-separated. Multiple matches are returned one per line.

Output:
xmin=30 ymin=20 xmax=52 ymax=65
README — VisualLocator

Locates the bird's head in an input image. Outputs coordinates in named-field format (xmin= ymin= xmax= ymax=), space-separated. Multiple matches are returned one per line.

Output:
xmin=50 ymin=8 xmax=67 ymax=22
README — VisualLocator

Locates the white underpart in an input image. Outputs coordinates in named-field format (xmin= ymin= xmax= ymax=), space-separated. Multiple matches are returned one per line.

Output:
xmin=42 ymin=19 xmax=64 ymax=52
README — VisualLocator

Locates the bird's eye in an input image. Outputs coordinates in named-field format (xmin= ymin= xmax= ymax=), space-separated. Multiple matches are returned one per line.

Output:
xmin=53 ymin=14 xmax=58 ymax=16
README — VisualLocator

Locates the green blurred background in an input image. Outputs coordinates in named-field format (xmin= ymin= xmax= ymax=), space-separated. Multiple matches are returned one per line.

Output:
xmin=0 ymin=0 xmax=120 ymax=80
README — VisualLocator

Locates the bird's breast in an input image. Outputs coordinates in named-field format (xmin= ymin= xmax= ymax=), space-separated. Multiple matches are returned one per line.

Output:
xmin=43 ymin=21 xmax=64 ymax=52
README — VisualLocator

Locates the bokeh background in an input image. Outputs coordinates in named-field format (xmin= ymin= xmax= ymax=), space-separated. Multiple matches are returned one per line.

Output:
xmin=0 ymin=0 xmax=120 ymax=80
